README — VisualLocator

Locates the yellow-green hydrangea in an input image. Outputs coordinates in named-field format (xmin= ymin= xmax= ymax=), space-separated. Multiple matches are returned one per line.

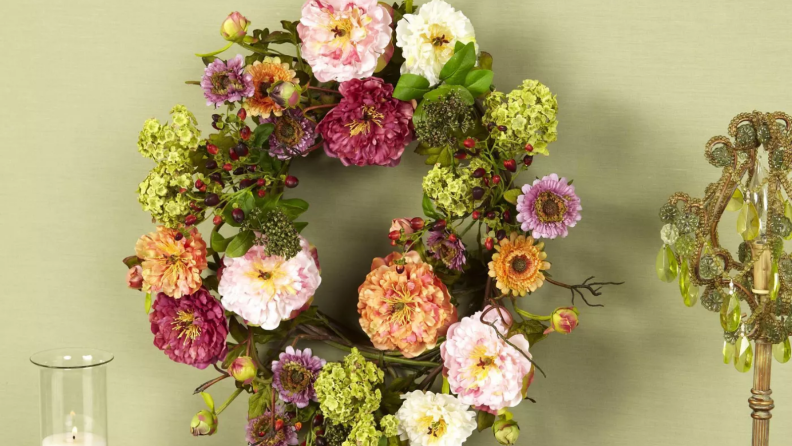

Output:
xmin=423 ymin=165 xmax=474 ymax=217
xmin=137 ymin=105 xmax=201 ymax=162
xmin=314 ymin=348 xmax=384 ymax=427
xmin=343 ymin=413 xmax=382 ymax=446
xmin=484 ymin=79 xmax=558 ymax=156
xmin=138 ymin=162 xmax=194 ymax=228
xmin=379 ymin=415 xmax=399 ymax=438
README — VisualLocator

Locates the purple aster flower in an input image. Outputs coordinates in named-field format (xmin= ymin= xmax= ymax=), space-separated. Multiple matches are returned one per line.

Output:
xmin=516 ymin=173 xmax=582 ymax=239
xmin=149 ymin=288 xmax=228 ymax=369
xmin=271 ymin=347 xmax=325 ymax=408
xmin=246 ymin=406 xmax=298 ymax=446
xmin=426 ymin=230 xmax=467 ymax=271
xmin=200 ymin=55 xmax=254 ymax=107
xmin=262 ymin=110 xmax=317 ymax=160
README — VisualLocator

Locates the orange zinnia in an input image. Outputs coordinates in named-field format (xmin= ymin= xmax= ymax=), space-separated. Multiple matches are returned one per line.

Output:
xmin=244 ymin=57 xmax=297 ymax=118
xmin=134 ymin=226 xmax=207 ymax=298
xmin=488 ymin=232 xmax=550 ymax=297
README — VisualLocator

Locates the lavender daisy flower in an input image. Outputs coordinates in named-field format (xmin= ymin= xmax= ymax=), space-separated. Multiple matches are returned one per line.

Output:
xmin=200 ymin=55 xmax=254 ymax=107
xmin=271 ymin=347 xmax=325 ymax=408
xmin=262 ymin=110 xmax=317 ymax=160
xmin=427 ymin=230 xmax=467 ymax=271
xmin=245 ymin=406 xmax=298 ymax=446
xmin=516 ymin=173 xmax=582 ymax=239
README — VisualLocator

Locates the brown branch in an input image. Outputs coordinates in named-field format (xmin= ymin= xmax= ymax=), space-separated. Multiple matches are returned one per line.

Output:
xmin=419 ymin=366 xmax=443 ymax=391
xmin=193 ymin=374 xmax=229 ymax=394
xmin=546 ymin=276 xmax=623 ymax=307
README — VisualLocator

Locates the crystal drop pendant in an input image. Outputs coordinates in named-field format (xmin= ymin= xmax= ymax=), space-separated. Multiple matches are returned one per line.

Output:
xmin=737 ymin=202 xmax=760 ymax=241
xmin=684 ymin=283 xmax=698 ymax=307
xmin=720 ymin=292 xmax=740 ymax=332
xmin=785 ymin=201 xmax=792 ymax=240
xmin=770 ymin=260 xmax=780 ymax=301
xmin=723 ymin=340 xmax=735 ymax=364
xmin=734 ymin=335 xmax=753 ymax=373
xmin=679 ymin=259 xmax=690 ymax=296
xmin=726 ymin=188 xmax=744 ymax=211
xmin=656 ymin=245 xmax=678 ymax=283
xmin=773 ymin=338 xmax=791 ymax=363
xmin=747 ymin=154 xmax=769 ymax=239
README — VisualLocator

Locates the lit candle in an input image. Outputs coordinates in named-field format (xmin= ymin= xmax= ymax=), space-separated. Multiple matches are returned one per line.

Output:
xmin=42 ymin=427 xmax=107 ymax=446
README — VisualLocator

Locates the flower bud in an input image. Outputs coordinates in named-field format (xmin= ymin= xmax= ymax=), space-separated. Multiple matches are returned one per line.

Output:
xmin=492 ymin=417 xmax=519 ymax=445
xmin=270 ymin=81 xmax=301 ymax=109
xmin=390 ymin=218 xmax=414 ymax=236
xmin=220 ymin=12 xmax=249 ymax=43
xmin=190 ymin=410 xmax=218 ymax=436
xmin=228 ymin=356 xmax=257 ymax=384
xmin=126 ymin=265 xmax=143 ymax=290
xmin=544 ymin=307 xmax=580 ymax=334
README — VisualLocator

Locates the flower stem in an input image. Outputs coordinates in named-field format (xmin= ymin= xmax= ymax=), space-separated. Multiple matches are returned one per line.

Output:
xmin=307 ymin=86 xmax=342 ymax=95
xmin=185 ymin=80 xmax=201 ymax=86
xmin=195 ymin=42 xmax=233 ymax=58
xmin=513 ymin=306 xmax=551 ymax=321
xmin=216 ymin=388 xmax=243 ymax=415
xmin=324 ymin=341 xmax=440 ymax=367
xmin=302 ymin=103 xmax=337 ymax=115
xmin=405 ymin=0 xmax=414 ymax=13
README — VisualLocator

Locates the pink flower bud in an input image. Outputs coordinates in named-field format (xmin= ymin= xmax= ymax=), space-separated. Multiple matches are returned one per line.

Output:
xmin=544 ymin=307 xmax=579 ymax=334
xmin=190 ymin=410 xmax=218 ymax=436
xmin=220 ymin=12 xmax=249 ymax=43
xmin=126 ymin=265 xmax=143 ymax=290
xmin=227 ymin=356 xmax=257 ymax=384
xmin=270 ymin=81 xmax=301 ymax=109
xmin=390 ymin=218 xmax=414 ymax=236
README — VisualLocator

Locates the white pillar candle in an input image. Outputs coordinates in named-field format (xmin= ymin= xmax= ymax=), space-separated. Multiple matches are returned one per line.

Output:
xmin=42 ymin=428 xmax=107 ymax=446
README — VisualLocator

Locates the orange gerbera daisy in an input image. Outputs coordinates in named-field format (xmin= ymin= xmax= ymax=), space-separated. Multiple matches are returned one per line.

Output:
xmin=245 ymin=57 xmax=297 ymax=118
xmin=134 ymin=226 xmax=207 ymax=298
xmin=488 ymin=232 xmax=550 ymax=297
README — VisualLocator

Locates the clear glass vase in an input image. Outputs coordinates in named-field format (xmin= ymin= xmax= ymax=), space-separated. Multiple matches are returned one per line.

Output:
xmin=30 ymin=348 xmax=113 ymax=445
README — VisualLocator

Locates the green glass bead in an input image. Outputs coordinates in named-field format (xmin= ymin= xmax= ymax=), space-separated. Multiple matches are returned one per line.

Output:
xmin=771 ymin=148 xmax=786 ymax=170
xmin=675 ymin=212 xmax=699 ymax=234
xmin=736 ymin=123 xmax=759 ymax=147
xmin=779 ymin=257 xmax=792 ymax=283
xmin=674 ymin=234 xmax=695 ymax=258
xmin=720 ymin=292 xmax=741 ymax=332
xmin=769 ymin=215 xmax=792 ymax=238
xmin=773 ymin=338 xmax=791 ymax=364
xmin=702 ymin=288 xmax=723 ymax=312
xmin=757 ymin=124 xmax=771 ymax=145
xmin=735 ymin=335 xmax=753 ymax=373
xmin=711 ymin=145 xmax=733 ymax=168
xmin=659 ymin=203 xmax=679 ymax=223
xmin=656 ymin=245 xmax=679 ymax=283
xmin=699 ymin=255 xmax=724 ymax=280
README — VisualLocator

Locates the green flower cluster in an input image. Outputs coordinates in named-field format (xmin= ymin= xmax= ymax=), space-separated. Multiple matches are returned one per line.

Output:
xmin=379 ymin=415 xmax=399 ymax=438
xmin=136 ymin=105 xmax=202 ymax=227
xmin=484 ymin=79 xmax=558 ymax=157
xmin=414 ymin=90 xmax=476 ymax=148
xmin=314 ymin=349 xmax=385 ymax=446
xmin=422 ymin=160 xmax=490 ymax=217
xmin=247 ymin=208 xmax=301 ymax=259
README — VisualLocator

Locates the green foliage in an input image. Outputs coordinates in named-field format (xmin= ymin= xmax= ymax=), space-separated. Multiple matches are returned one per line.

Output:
xmin=510 ymin=319 xmax=549 ymax=346
xmin=393 ymin=74 xmax=431 ymax=101
xmin=503 ymin=189 xmax=522 ymax=205
xmin=248 ymin=379 xmax=273 ymax=419
xmin=477 ymin=410 xmax=496 ymax=431
xmin=251 ymin=123 xmax=275 ymax=149
xmin=464 ymin=69 xmax=494 ymax=97
xmin=440 ymin=42 xmax=477 ymax=85
xmin=226 ymin=230 xmax=255 ymax=258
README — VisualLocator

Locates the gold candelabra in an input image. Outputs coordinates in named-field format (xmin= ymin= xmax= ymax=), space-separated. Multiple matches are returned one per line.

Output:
xmin=656 ymin=111 xmax=792 ymax=445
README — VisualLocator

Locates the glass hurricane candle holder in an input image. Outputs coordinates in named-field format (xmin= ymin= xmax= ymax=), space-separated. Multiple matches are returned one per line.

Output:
xmin=30 ymin=348 xmax=113 ymax=446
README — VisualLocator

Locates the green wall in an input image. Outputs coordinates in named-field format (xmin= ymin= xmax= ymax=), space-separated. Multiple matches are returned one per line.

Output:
xmin=2 ymin=0 xmax=792 ymax=444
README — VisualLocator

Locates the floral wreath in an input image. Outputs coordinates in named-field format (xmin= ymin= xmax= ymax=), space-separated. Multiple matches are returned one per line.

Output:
xmin=123 ymin=2 xmax=621 ymax=445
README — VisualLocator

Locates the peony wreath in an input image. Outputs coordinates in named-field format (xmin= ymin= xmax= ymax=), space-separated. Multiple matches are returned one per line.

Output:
xmin=123 ymin=2 xmax=622 ymax=445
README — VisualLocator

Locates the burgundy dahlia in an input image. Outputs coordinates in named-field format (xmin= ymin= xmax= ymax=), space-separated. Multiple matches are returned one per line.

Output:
xmin=271 ymin=347 xmax=325 ymax=408
xmin=427 ymin=230 xmax=467 ymax=271
xmin=149 ymin=288 xmax=228 ymax=369
xmin=246 ymin=406 xmax=298 ymax=446
xmin=317 ymin=77 xmax=414 ymax=167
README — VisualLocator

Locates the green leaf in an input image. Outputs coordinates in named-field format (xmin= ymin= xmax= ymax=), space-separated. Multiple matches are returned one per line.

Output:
xmin=422 ymin=193 xmax=441 ymax=219
xmin=436 ymin=146 xmax=454 ymax=167
xmin=423 ymin=84 xmax=474 ymax=105
xmin=210 ymin=230 xmax=231 ymax=252
xmin=503 ymin=188 xmax=523 ymax=205
xmin=425 ymin=154 xmax=439 ymax=165
xmin=144 ymin=292 xmax=152 ymax=314
xmin=122 ymin=255 xmax=140 ymax=268
xmin=226 ymin=230 xmax=255 ymax=258
xmin=464 ymin=69 xmax=493 ymax=97
xmin=251 ymin=123 xmax=275 ymax=149
xmin=414 ymin=143 xmax=443 ymax=156
xmin=393 ymin=74 xmax=431 ymax=101
xmin=454 ymin=41 xmax=466 ymax=53
xmin=200 ymin=392 xmax=215 ymax=412
xmin=239 ymin=191 xmax=256 ymax=213
xmin=202 ymin=275 xmax=219 ymax=292
xmin=511 ymin=319 xmax=549 ymax=346
xmin=294 ymin=221 xmax=308 ymax=233
xmin=440 ymin=42 xmax=476 ymax=85
xmin=248 ymin=386 xmax=272 ymax=419
xmin=476 ymin=410 xmax=496 ymax=431
xmin=228 ymin=317 xmax=249 ymax=344
xmin=263 ymin=31 xmax=292 ymax=44
xmin=478 ymin=51 xmax=493 ymax=70
xmin=278 ymin=198 xmax=309 ymax=220
xmin=441 ymin=376 xmax=450 ymax=394
xmin=222 ymin=343 xmax=246 ymax=369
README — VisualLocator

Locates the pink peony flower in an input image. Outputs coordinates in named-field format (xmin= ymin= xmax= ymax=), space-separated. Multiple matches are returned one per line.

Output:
xmin=516 ymin=174 xmax=582 ymax=239
xmin=297 ymin=0 xmax=393 ymax=82
xmin=135 ymin=226 xmax=208 ymax=299
xmin=441 ymin=307 xmax=532 ymax=412
xmin=126 ymin=265 xmax=143 ymax=290
xmin=149 ymin=288 xmax=228 ymax=369
xmin=218 ymin=237 xmax=321 ymax=330
xmin=390 ymin=218 xmax=414 ymax=236
xmin=358 ymin=251 xmax=458 ymax=358
xmin=318 ymin=77 xmax=414 ymax=166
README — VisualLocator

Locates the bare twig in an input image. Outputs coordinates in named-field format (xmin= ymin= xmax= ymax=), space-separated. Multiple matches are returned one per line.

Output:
xmin=546 ymin=276 xmax=624 ymax=307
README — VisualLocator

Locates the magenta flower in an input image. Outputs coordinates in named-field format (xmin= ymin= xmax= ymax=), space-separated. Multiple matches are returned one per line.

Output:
xmin=516 ymin=173 xmax=582 ymax=239
xmin=246 ymin=406 xmax=298 ymax=446
xmin=149 ymin=288 xmax=228 ymax=369
xmin=262 ymin=110 xmax=318 ymax=160
xmin=426 ymin=230 xmax=466 ymax=271
xmin=272 ymin=346 xmax=326 ymax=408
xmin=317 ymin=77 xmax=413 ymax=166
xmin=200 ymin=55 xmax=254 ymax=107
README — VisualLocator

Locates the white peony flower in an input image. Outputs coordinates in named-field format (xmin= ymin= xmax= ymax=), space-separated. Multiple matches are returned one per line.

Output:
xmin=395 ymin=390 xmax=476 ymax=446
xmin=395 ymin=0 xmax=477 ymax=85
xmin=661 ymin=223 xmax=679 ymax=245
